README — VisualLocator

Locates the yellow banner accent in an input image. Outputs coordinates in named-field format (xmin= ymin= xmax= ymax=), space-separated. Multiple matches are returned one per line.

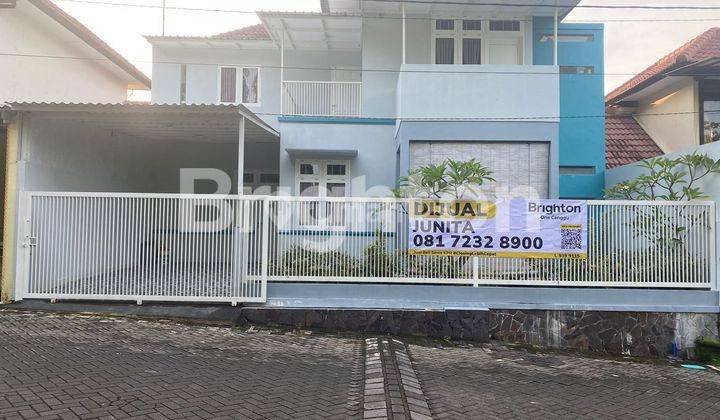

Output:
xmin=410 ymin=200 xmax=497 ymax=219
xmin=407 ymin=249 xmax=587 ymax=260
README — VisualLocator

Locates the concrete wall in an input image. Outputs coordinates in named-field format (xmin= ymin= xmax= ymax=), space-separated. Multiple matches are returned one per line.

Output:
xmin=24 ymin=116 xmax=151 ymax=193
xmin=634 ymin=78 xmax=699 ymax=154
xmin=534 ymin=19 xmax=606 ymax=199
xmin=278 ymin=120 xmax=397 ymax=196
xmin=0 ymin=1 xmax=130 ymax=103
xmin=397 ymin=64 xmax=559 ymax=121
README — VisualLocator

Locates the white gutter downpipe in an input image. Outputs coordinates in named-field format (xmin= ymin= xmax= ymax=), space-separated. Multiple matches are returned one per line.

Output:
xmin=280 ymin=30 xmax=285 ymax=115
xmin=553 ymin=6 xmax=559 ymax=66
xmin=402 ymin=4 xmax=407 ymax=65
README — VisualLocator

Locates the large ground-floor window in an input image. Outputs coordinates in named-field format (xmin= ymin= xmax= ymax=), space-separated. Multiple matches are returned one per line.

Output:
xmin=295 ymin=160 xmax=350 ymax=226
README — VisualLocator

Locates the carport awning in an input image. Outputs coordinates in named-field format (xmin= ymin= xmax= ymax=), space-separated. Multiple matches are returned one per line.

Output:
xmin=4 ymin=102 xmax=278 ymax=144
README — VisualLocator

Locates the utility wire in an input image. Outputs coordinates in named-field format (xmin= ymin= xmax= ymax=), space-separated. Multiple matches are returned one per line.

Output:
xmin=56 ymin=0 xmax=720 ymax=12
xmin=53 ymin=0 xmax=720 ymax=22
xmin=249 ymin=109 xmax=720 ymax=120
xmin=2 ymin=51 xmax=718 ymax=78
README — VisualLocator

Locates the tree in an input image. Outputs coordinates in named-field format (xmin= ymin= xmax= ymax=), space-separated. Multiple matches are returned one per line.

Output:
xmin=604 ymin=154 xmax=720 ymax=201
xmin=393 ymin=158 xmax=495 ymax=199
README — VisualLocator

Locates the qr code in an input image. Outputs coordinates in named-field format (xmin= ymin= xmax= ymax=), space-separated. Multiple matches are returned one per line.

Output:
xmin=561 ymin=229 xmax=582 ymax=250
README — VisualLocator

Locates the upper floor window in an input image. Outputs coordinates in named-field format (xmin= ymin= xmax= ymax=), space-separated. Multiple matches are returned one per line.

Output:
xmin=219 ymin=66 xmax=260 ymax=105
xmin=489 ymin=20 xmax=521 ymax=32
xmin=701 ymin=80 xmax=720 ymax=144
xmin=432 ymin=19 xmax=523 ymax=65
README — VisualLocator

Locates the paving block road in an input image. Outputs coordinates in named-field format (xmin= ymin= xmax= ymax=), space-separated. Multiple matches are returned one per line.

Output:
xmin=2 ymin=311 xmax=720 ymax=419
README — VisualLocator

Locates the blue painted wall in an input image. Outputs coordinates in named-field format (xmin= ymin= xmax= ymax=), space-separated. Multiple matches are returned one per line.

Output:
xmin=534 ymin=18 xmax=606 ymax=198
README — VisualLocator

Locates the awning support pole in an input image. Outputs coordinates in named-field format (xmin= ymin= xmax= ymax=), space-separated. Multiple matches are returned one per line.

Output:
xmin=238 ymin=116 xmax=245 ymax=196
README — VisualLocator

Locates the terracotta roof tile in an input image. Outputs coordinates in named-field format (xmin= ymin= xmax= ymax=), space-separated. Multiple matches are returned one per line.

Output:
xmin=606 ymin=27 xmax=720 ymax=103
xmin=212 ymin=24 xmax=270 ymax=40
xmin=606 ymin=113 xmax=663 ymax=169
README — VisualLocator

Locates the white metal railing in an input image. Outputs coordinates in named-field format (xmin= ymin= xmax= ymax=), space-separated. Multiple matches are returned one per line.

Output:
xmin=282 ymin=81 xmax=361 ymax=117
xmin=17 ymin=194 xmax=717 ymax=303
xmin=267 ymin=198 xmax=717 ymax=288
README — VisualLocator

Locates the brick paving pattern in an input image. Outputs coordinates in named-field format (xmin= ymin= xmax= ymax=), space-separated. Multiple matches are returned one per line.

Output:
xmin=409 ymin=343 xmax=720 ymax=419
xmin=0 ymin=312 xmax=362 ymax=420
xmin=3 ymin=311 xmax=720 ymax=419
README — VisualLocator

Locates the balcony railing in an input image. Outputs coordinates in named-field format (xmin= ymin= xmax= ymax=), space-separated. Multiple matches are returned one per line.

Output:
xmin=282 ymin=81 xmax=362 ymax=118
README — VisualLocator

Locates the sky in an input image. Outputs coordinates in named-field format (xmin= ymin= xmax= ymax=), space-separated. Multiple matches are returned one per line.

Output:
xmin=51 ymin=0 xmax=720 ymax=99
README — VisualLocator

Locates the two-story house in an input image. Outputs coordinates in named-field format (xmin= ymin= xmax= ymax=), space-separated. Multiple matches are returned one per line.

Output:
xmin=606 ymin=27 xmax=720 ymax=165
xmin=148 ymin=0 xmax=605 ymax=199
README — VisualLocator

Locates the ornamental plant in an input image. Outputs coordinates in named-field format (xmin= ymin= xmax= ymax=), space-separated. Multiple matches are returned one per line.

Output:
xmin=604 ymin=153 xmax=720 ymax=201
xmin=603 ymin=153 xmax=720 ymax=252
xmin=393 ymin=158 xmax=495 ymax=199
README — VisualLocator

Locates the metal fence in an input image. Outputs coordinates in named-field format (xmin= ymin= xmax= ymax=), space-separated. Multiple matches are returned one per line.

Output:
xmin=20 ymin=193 xmax=267 ymax=303
xmin=282 ymin=81 xmax=362 ymax=117
xmin=16 ymin=193 xmax=718 ymax=303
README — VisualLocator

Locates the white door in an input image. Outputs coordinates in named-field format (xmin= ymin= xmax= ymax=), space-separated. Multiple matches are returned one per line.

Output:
xmin=409 ymin=141 xmax=549 ymax=199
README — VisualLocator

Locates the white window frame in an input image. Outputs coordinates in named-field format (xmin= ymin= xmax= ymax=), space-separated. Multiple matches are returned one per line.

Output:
xmin=295 ymin=159 xmax=351 ymax=198
xmin=295 ymin=159 xmax=351 ymax=229
xmin=217 ymin=66 xmax=261 ymax=106
xmin=431 ymin=18 xmax=525 ymax=65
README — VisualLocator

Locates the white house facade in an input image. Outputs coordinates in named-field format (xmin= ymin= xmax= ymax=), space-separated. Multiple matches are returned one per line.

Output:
xmin=148 ymin=0 xmax=606 ymax=201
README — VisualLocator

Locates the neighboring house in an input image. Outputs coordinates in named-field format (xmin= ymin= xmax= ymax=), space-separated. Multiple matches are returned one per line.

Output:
xmin=0 ymin=0 xmax=150 ymax=103
xmin=606 ymin=27 xmax=720 ymax=159
xmin=147 ymin=0 xmax=605 ymax=199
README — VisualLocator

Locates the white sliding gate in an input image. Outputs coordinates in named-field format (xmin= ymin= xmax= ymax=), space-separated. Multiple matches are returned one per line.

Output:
xmin=19 ymin=193 xmax=268 ymax=303
xmin=14 ymin=193 xmax=718 ymax=303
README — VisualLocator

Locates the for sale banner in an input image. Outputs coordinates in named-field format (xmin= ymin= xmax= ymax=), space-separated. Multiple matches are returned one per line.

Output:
xmin=407 ymin=199 xmax=588 ymax=259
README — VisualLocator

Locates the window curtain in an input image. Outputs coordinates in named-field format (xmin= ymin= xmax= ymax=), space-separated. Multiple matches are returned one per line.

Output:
xmin=242 ymin=68 xmax=259 ymax=103
xmin=462 ymin=38 xmax=482 ymax=64
xmin=435 ymin=38 xmax=455 ymax=64
xmin=220 ymin=67 xmax=236 ymax=103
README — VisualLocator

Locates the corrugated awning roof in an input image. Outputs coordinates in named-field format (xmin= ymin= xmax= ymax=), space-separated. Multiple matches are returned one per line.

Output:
xmin=4 ymin=102 xmax=278 ymax=143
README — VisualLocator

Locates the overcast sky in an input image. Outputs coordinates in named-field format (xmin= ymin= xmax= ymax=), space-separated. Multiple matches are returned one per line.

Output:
xmin=52 ymin=0 xmax=720 ymax=98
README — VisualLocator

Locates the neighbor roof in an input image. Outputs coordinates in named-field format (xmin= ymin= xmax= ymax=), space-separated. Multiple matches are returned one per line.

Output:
xmin=605 ymin=111 xmax=663 ymax=168
xmin=606 ymin=27 xmax=720 ymax=104
xmin=26 ymin=0 xmax=150 ymax=89
xmin=211 ymin=23 xmax=270 ymax=41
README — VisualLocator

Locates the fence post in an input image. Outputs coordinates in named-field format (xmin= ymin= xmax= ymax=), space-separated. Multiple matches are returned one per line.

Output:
xmin=14 ymin=192 xmax=32 ymax=301
xmin=261 ymin=197 xmax=270 ymax=300
xmin=711 ymin=201 xmax=718 ymax=292
xmin=472 ymin=256 xmax=479 ymax=287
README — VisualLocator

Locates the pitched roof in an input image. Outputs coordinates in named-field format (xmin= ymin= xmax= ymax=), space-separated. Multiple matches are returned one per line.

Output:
xmin=606 ymin=27 xmax=720 ymax=104
xmin=605 ymin=112 xmax=663 ymax=169
xmin=211 ymin=24 xmax=270 ymax=40
xmin=27 ymin=0 xmax=150 ymax=89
